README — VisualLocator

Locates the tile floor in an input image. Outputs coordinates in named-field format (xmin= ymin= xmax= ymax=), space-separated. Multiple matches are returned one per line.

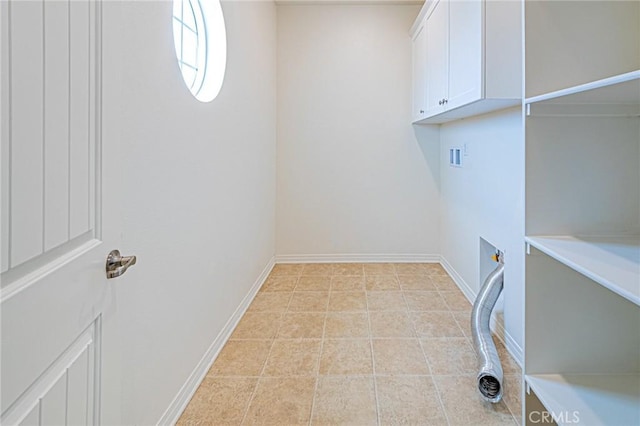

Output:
xmin=178 ymin=263 xmax=522 ymax=425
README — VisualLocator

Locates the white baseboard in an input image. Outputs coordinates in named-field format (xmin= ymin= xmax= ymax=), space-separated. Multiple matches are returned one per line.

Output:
xmin=440 ymin=256 xmax=523 ymax=369
xmin=275 ymin=253 xmax=440 ymax=264
xmin=157 ymin=257 xmax=275 ymax=425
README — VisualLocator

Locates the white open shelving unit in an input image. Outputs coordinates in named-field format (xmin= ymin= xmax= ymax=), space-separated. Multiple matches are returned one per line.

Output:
xmin=526 ymin=374 xmax=640 ymax=426
xmin=523 ymin=70 xmax=640 ymax=425
xmin=525 ymin=235 xmax=640 ymax=306
xmin=523 ymin=3 xmax=640 ymax=423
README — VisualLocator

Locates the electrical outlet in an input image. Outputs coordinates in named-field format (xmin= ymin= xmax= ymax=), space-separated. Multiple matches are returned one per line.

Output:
xmin=449 ymin=147 xmax=463 ymax=167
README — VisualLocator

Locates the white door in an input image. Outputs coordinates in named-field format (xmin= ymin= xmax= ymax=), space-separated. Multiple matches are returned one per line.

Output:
xmin=1 ymin=1 xmax=126 ymax=424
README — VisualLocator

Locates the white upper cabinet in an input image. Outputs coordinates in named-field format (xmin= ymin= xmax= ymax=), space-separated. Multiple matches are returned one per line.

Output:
xmin=447 ymin=0 xmax=482 ymax=110
xmin=423 ymin=0 xmax=448 ymax=118
xmin=411 ymin=21 xmax=427 ymax=122
xmin=410 ymin=0 xmax=522 ymax=124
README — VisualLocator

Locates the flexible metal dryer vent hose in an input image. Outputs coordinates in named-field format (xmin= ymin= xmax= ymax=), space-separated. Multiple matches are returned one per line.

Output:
xmin=471 ymin=255 xmax=505 ymax=403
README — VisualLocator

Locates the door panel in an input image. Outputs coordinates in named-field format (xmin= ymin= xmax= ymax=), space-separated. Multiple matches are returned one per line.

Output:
xmin=1 ymin=0 xmax=10 ymax=274
xmin=448 ymin=0 xmax=482 ymax=109
xmin=8 ymin=0 xmax=45 ymax=267
xmin=2 ymin=0 xmax=96 ymax=277
xmin=69 ymin=0 xmax=92 ymax=240
xmin=412 ymin=22 xmax=427 ymax=121
xmin=1 ymin=322 xmax=97 ymax=425
xmin=424 ymin=0 xmax=448 ymax=117
xmin=1 ymin=0 xmax=121 ymax=424
xmin=43 ymin=0 xmax=71 ymax=251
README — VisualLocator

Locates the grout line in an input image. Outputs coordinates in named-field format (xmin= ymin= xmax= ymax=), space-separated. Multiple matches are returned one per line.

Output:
xmin=238 ymin=272 xmax=299 ymax=425
xmin=306 ymin=279 xmax=329 ymax=426
xmin=502 ymin=396 xmax=522 ymax=426
xmin=364 ymin=272 xmax=381 ymax=426
xmin=431 ymin=373 xmax=452 ymax=426
xmin=211 ymin=373 xmax=504 ymax=379
xmin=413 ymin=269 xmax=452 ymax=426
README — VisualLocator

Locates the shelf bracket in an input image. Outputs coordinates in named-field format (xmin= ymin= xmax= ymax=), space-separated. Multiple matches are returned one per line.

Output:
xmin=526 ymin=103 xmax=531 ymax=116
xmin=526 ymin=382 xmax=531 ymax=395
xmin=525 ymin=242 xmax=531 ymax=255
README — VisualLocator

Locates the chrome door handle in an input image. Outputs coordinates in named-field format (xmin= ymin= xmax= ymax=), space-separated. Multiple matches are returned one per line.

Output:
xmin=106 ymin=249 xmax=137 ymax=279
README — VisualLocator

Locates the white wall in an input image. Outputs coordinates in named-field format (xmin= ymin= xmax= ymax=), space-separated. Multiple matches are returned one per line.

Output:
xmin=440 ymin=108 xmax=524 ymax=361
xmin=276 ymin=4 xmax=440 ymax=260
xmin=439 ymin=108 xmax=524 ymax=362
xmin=102 ymin=1 xmax=277 ymax=424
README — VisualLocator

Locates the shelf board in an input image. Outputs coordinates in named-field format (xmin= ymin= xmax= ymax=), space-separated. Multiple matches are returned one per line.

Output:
xmin=525 ymin=374 xmax=640 ymax=426
xmin=525 ymin=70 xmax=640 ymax=117
xmin=525 ymin=235 xmax=640 ymax=306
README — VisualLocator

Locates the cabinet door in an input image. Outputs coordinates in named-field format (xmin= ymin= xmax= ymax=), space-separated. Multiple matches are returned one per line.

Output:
xmin=424 ymin=0 xmax=448 ymax=117
xmin=448 ymin=0 xmax=482 ymax=109
xmin=411 ymin=21 xmax=427 ymax=122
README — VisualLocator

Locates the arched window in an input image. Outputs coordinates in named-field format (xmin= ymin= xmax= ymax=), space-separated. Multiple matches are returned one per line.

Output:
xmin=172 ymin=0 xmax=226 ymax=102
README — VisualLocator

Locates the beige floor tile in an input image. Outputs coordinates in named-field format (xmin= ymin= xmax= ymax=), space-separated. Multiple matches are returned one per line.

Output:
xmin=327 ymin=290 xmax=367 ymax=312
xmin=503 ymin=374 xmax=523 ymax=424
xmin=369 ymin=311 xmax=415 ymax=337
xmin=324 ymin=313 xmax=369 ymax=338
xmin=497 ymin=340 xmax=521 ymax=374
xmin=372 ymin=339 xmax=430 ymax=375
xmin=363 ymin=263 xmax=396 ymax=275
xmin=332 ymin=263 xmax=365 ymax=276
xmin=261 ymin=276 xmax=298 ymax=292
xmin=296 ymin=276 xmax=331 ymax=291
xmin=231 ymin=313 xmax=283 ymax=339
xmin=398 ymin=274 xmax=437 ymax=291
xmin=209 ymin=340 xmax=272 ymax=376
xmin=302 ymin=263 xmax=334 ymax=276
xmin=431 ymin=274 xmax=459 ymax=291
xmin=243 ymin=377 xmax=316 ymax=425
xmin=452 ymin=311 xmax=472 ymax=338
xmin=410 ymin=311 xmax=465 ymax=338
xmin=404 ymin=291 xmax=448 ymax=311
xmin=330 ymin=275 xmax=365 ymax=291
xmin=434 ymin=375 xmax=517 ymax=425
xmin=183 ymin=261 xmax=524 ymax=425
xmin=311 ymin=376 xmax=377 ymax=425
xmin=288 ymin=291 xmax=329 ymax=312
xmin=441 ymin=290 xmax=472 ymax=311
xmin=366 ymin=291 xmax=407 ymax=311
xmin=394 ymin=263 xmax=428 ymax=275
xmin=177 ymin=377 xmax=257 ymax=425
xmin=270 ymin=264 xmax=305 ymax=276
xmin=365 ymin=275 xmax=400 ymax=291
xmin=318 ymin=339 xmax=373 ymax=375
xmin=420 ymin=337 xmax=477 ymax=375
xmin=376 ymin=376 xmax=447 ymax=425
xmin=263 ymin=340 xmax=321 ymax=376
xmin=277 ymin=313 xmax=325 ymax=339
xmin=248 ymin=292 xmax=292 ymax=312
xmin=424 ymin=263 xmax=448 ymax=276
